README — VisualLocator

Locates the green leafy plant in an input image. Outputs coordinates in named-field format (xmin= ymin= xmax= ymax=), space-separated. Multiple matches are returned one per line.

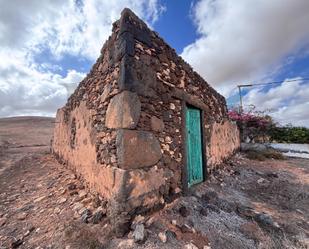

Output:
xmin=269 ymin=125 xmax=309 ymax=143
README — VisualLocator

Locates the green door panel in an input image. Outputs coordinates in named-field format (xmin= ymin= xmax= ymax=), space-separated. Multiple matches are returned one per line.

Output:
xmin=186 ymin=106 xmax=203 ymax=187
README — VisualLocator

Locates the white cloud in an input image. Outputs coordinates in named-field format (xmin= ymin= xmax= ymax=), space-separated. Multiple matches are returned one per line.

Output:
xmin=182 ymin=0 xmax=309 ymax=94
xmin=0 ymin=51 xmax=86 ymax=117
xmin=243 ymin=78 xmax=309 ymax=127
xmin=0 ymin=0 xmax=164 ymax=117
xmin=0 ymin=0 xmax=164 ymax=60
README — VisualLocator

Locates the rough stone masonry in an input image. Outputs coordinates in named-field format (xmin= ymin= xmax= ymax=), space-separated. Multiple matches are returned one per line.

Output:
xmin=52 ymin=8 xmax=240 ymax=232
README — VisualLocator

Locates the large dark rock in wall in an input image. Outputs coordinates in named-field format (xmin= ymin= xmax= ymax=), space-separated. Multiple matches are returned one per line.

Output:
xmin=116 ymin=129 xmax=162 ymax=169
xmin=105 ymin=91 xmax=141 ymax=129
xmin=119 ymin=8 xmax=152 ymax=46
xmin=118 ymin=55 xmax=157 ymax=97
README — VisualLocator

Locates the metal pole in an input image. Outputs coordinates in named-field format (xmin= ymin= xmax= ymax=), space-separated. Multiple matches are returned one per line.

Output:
xmin=238 ymin=85 xmax=243 ymax=113
xmin=237 ymin=84 xmax=253 ymax=113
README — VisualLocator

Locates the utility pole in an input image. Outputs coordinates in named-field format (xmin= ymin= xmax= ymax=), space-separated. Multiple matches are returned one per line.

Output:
xmin=238 ymin=85 xmax=243 ymax=113
xmin=236 ymin=78 xmax=309 ymax=112
xmin=237 ymin=84 xmax=253 ymax=113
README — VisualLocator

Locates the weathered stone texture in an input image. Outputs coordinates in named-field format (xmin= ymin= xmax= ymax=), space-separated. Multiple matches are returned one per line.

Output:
xmin=207 ymin=120 xmax=240 ymax=168
xmin=105 ymin=91 xmax=141 ymax=129
xmin=116 ymin=129 xmax=162 ymax=169
xmin=52 ymin=102 xmax=125 ymax=200
xmin=150 ymin=116 xmax=165 ymax=132
xmin=125 ymin=166 xmax=173 ymax=210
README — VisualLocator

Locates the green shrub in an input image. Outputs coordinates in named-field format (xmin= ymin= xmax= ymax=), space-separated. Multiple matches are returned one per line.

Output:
xmin=270 ymin=126 xmax=309 ymax=144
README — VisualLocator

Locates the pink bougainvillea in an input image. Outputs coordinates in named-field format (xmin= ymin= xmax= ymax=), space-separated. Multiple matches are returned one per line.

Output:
xmin=228 ymin=109 xmax=274 ymax=142
xmin=228 ymin=110 xmax=271 ymax=126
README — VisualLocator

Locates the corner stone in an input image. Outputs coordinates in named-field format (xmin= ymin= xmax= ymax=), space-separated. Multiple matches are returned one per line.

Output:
xmin=105 ymin=91 xmax=141 ymax=129
xmin=116 ymin=129 xmax=162 ymax=169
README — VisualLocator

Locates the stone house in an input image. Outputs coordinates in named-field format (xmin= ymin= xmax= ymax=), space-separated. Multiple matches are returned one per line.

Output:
xmin=52 ymin=8 xmax=239 ymax=227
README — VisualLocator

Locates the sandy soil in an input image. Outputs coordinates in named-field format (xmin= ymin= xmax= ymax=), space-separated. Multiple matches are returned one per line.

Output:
xmin=0 ymin=117 xmax=308 ymax=249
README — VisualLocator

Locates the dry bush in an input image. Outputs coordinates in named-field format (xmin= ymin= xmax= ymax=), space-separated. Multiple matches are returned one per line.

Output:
xmin=245 ymin=149 xmax=285 ymax=161
xmin=263 ymin=149 xmax=285 ymax=160
xmin=245 ymin=150 xmax=267 ymax=161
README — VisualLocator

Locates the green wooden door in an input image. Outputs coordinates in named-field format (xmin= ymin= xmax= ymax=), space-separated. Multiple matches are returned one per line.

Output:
xmin=186 ymin=106 xmax=203 ymax=187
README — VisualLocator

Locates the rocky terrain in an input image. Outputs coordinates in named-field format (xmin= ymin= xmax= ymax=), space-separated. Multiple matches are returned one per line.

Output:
xmin=0 ymin=117 xmax=308 ymax=249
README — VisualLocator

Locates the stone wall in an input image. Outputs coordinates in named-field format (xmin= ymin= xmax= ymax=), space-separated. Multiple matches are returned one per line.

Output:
xmin=52 ymin=102 xmax=126 ymax=200
xmin=52 ymin=10 xmax=175 ymax=225
xmin=52 ymin=8 xmax=240 ymax=229
xmin=121 ymin=9 xmax=239 ymax=181
xmin=207 ymin=120 xmax=240 ymax=168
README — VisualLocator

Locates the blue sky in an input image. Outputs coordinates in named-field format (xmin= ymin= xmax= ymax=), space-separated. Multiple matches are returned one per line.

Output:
xmin=153 ymin=0 xmax=198 ymax=54
xmin=0 ymin=0 xmax=309 ymax=126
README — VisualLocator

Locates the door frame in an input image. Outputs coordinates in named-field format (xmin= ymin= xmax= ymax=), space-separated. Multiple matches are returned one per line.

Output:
xmin=181 ymin=101 xmax=207 ymax=193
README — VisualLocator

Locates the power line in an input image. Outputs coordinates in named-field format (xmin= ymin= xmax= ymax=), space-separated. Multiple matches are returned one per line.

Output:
xmin=235 ymin=77 xmax=309 ymax=113
xmin=237 ymin=77 xmax=309 ymax=88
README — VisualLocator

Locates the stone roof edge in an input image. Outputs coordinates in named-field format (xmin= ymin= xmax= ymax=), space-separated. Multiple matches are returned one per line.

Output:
xmin=116 ymin=8 xmax=227 ymax=104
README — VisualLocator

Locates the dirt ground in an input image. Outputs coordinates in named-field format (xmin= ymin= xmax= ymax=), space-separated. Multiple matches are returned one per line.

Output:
xmin=0 ymin=117 xmax=308 ymax=249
